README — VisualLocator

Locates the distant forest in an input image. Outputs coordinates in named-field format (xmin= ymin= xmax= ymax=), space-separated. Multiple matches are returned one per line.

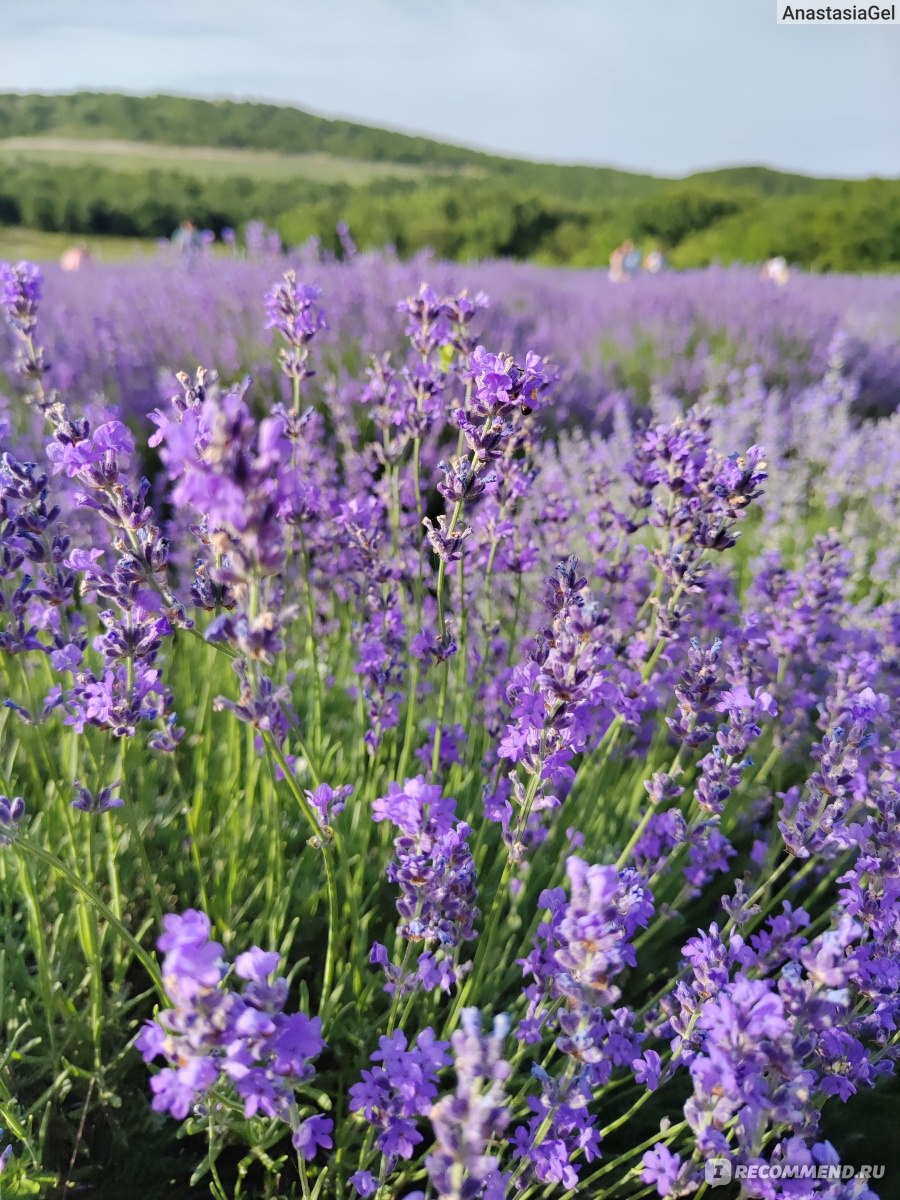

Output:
xmin=1 ymin=92 xmax=898 ymax=270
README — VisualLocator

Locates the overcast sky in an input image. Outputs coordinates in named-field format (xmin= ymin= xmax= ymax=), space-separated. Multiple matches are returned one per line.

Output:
xmin=2 ymin=0 xmax=898 ymax=176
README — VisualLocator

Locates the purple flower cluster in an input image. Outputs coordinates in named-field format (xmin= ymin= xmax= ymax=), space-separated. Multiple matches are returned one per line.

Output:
xmin=265 ymin=270 xmax=326 ymax=388
xmin=519 ymin=855 xmax=653 ymax=1145
xmin=371 ymin=777 xmax=478 ymax=994
xmin=305 ymin=782 xmax=353 ymax=828
xmin=778 ymin=718 xmax=871 ymax=860
xmin=0 ymin=269 xmax=185 ymax=750
xmin=510 ymin=1065 xmax=601 ymax=1190
xmin=643 ymin=726 xmax=899 ymax=1192
xmin=137 ymin=910 xmax=330 ymax=1154
xmin=397 ymin=283 xmax=487 ymax=361
xmin=71 ymin=779 xmax=122 ymax=815
xmin=426 ymin=1008 xmax=512 ymax=1200
xmin=494 ymin=556 xmax=616 ymax=849
xmin=0 ymin=795 xmax=25 ymax=847
xmin=424 ymin=340 xmax=553 ymax=598
xmin=467 ymin=346 xmax=553 ymax=417
xmin=348 ymin=1027 xmax=449 ymax=1171
xmin=158 ymin=378 xmax=295 ymax=584
xmin=337 ymin=494 xmax=408 ymax=750
xmin=627 ymin=412 xmax=767 ymax=631
xmin=148 ymin=361 xmax=321 ymax=757
xmin=0 ymin=452 xmax=78 ymax=664
xmin=640 ymin=1144 xmax=698 ymax=1197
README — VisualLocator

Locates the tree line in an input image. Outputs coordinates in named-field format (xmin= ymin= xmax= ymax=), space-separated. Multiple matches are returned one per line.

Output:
xmin=1 ymin=93 xmax=898 ymax=270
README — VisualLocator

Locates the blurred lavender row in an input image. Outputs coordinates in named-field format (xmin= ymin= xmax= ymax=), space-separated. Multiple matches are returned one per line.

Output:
xmin=4 ymin=252 xmax=900 ymax=441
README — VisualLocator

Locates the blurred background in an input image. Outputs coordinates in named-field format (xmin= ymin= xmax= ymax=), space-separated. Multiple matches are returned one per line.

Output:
xmin=1 ymin=0 xmax=898 ymax=270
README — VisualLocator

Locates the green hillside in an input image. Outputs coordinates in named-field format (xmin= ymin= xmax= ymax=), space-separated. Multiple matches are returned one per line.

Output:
xmin=0 ymin=91 xmax=897 ymax=270
xmin=0 ymin=92 xmax=488 ymax=165
xmin=0 ymin=91 xmax=672 ymax=202
xmin=0 ymin=136 xmax=461 ymax=184
xmin=0 ymin=92 xmax=869 ymax=197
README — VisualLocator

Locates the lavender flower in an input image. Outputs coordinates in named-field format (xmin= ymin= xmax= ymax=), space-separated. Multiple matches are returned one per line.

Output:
xmin=398 ymin=284 xmax=487 ymax=361
xmin=305 ymin=782 xmax=352 ymax=828
xmin=71 ymin=780 xmax=123 ymax=814
xmin=138 ymin=910 xmax=327 ymax=1139
xmin=778 ymin=717 xmax=870 ymax=859
xmin=426 ymin=1009 xmax=511 ymax=1200
xmin=467 ymin=347 xmax=553 ymax=417
xmin=0 ymin=261 xmax=42 ymax=336
xmin=292 ymin=1114 xmax=334 ymax=1160
xmin=265 ymin=271 xmax=326 ymax=387
xmin=0 ymin=796 xmax=25 ymax=846
xmin=349 ymin=1028 xmax=450 ymax=1161
xmin=371 ymin=777 xmax=478 ymax=993
xmin=510 ymin=1066 xmax=600 ymax=1189
xmin=519 ymin=857 xmax=652 ymax=1087
xmin=641 ymin=1145 xmax=697 ymax=1197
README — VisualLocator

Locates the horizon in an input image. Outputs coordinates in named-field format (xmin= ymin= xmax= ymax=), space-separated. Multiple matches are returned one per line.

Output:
xmin=3 ymin=86 xmax=898 ymax=182
xmin=3 ymin=0 xmax=897 ymax=177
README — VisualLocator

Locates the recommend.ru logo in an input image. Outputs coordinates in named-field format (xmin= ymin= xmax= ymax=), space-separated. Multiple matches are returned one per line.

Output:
xmin=705 ymin=1159 xmax=733 ymax=1187
xmin=705 ymin=1160 xmax=886 ymax=1187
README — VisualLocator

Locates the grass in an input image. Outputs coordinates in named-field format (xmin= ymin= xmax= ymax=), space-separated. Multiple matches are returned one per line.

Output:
xmin=0 ymin=225 xmax=154 ymax=262
xmin=0 ymin=137 xmax=477 ymax=185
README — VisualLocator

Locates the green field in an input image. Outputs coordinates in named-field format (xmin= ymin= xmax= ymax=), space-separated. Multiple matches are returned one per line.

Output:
xmin=0 ymin=225 xmax=152 ymax=262
xmin=0 ymin=136 xmax=467 ymax=185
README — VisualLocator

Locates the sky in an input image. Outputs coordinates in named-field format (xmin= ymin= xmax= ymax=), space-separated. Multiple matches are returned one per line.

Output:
xmin=2 ymin=0 xmax=898 ymax=177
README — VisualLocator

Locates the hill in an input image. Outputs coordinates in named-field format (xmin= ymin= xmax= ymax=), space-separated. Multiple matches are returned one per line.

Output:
xmin=0 ymin=92 xmax=897 ymax=270
xmin=0 ymin=92 xmax=663 ymax=199
xmin=0 ymin=92 xmax=854 ymax=201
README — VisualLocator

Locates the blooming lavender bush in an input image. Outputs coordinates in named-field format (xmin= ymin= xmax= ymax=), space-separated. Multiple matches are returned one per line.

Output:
xmin=0 ymin=256 xmax=898 ymax=1198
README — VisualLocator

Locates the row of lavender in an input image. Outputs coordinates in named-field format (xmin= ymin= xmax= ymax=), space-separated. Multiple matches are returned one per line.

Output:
xmin=4 ymin=252 xmax=900 ymax=438
xmin=0 ymin=256 xmax=898 ymax=1199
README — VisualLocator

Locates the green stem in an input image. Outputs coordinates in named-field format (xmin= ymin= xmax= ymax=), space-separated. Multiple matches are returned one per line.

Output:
xmin=119 ymin=738 xmax=165 ymax=929
xmin=263 ymin=735 xmax=338 ymax=1007
xmin=298 ymin=524 xmax=325 ymax=751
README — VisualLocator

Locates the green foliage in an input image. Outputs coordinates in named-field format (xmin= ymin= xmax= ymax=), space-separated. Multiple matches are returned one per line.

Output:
xmin=0 ymin=161 xmax=335 ymax=239
xmin=631 ymin=187 xmax=753 ymax=247
xmin=0 ymin=93 xmax=898 ymax=269
xmin=673 ymin=181 xmax=900 ymax=271
xmin=0 ymin=92 xmax=476 ymax=165
xmin=685 ymin=164 xmax=845 ymax=197
xmin=0 ymin=138 xmax=438 ymax=185
xmin=0 ymin=92 xmax=661 ymax=195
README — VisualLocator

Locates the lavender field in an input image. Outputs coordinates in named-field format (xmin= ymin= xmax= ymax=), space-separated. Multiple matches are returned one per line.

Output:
xmin=1 ymin=251 xmax=899 ymax=1199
